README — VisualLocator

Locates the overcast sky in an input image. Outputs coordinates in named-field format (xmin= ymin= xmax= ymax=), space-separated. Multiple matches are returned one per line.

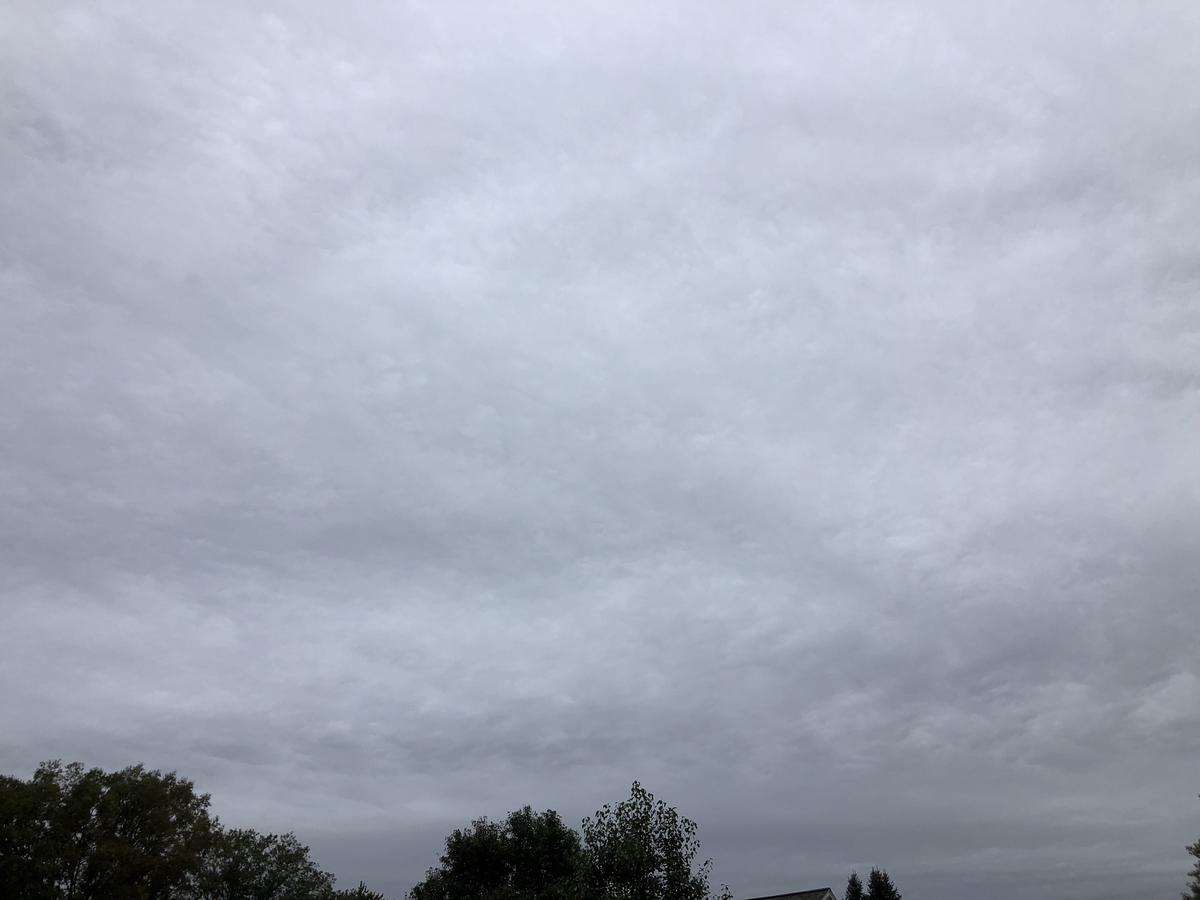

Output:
xmin=2 ymin=2 xmax=1199 ymax=898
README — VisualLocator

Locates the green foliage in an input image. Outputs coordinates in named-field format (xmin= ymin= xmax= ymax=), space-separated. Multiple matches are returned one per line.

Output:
xmin=865 ymin=867 xmax=901 ymax=900
xmin=844 ymin=870 xmax=864 ymax=900
xmin=0 ymin=760 xmax=388 ymax=900
xmin=1187 ymin=794 xmax=1200 ymax=900
xmin=201 ymin=828 xmax=337 ymax=899
xmin=336 ymin=882 xmax=389 ymax=900
xmin=406 ymin=806 xmax=581 ymax=900
xmin=0 ymin=770 xmax=63 ymax=900
xmin=0 ymin=760 xmax=216 ymax=900
xmin=1185 ymin=800 xmax=1200 ymax=900
xmin=3 ymin=763 xmax=729 ymax=900
xmin=506 ymin=806 xmax=583 ymax=898
xmin=407 ymin=782 xmax=729 ymax=900
xmin=576 ymin=781 xmax=731 ymax=900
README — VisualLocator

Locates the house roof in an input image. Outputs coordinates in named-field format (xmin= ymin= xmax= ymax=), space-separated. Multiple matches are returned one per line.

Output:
xmin=743 ymin=890 xmax=838 ymax=900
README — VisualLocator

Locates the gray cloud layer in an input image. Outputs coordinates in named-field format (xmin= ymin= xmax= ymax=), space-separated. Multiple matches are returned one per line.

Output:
xmin=2 ymin=2 xmax=1199 ymax=898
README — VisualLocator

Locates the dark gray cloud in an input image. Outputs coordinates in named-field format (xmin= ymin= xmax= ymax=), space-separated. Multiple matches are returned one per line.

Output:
xmin=2 ymin=2 xmax=1199 ymax=898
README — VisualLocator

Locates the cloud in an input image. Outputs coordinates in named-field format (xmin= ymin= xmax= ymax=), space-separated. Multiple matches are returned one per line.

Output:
xmin=2 ymin=2 xmax=1199 ymax=898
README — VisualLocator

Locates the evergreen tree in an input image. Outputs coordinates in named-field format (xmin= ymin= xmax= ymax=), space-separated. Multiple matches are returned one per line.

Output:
xmin=865 ymin=867 xmax=901 ymax=900
xmin=1185 ymin=836 xmax=1200 ymax=900
xmin=844 ymin=871 xmax=864 ymax=900
xmin=1185 ymin=795 xmax=1200 ymax=900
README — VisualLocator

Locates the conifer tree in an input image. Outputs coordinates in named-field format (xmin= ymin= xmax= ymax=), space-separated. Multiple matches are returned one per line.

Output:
xmin=1184 ymin=794 xmax=1200 ymax=900
xmin=865 ymin=867 xmax=901 ymax=900
xmin=844 ymin=870 xmax=864 ymax=900
xmin=1184 ymin=837 xmax=1200 ymax=899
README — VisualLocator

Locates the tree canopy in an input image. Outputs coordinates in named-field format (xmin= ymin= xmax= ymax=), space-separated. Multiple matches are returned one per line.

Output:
xmin=406 ymin=782 xmax=730 ymax=900
xmin=201 ymin=828 xmax=338 ymax=900
xmin=336 ymin=883 xmax=389 ymax=900
xmin=865 ymin=867 xmax=901 ymax=900
xmin=1 ymin=764 xmax=729 ymax=900
xmin=0 ymin=760 xmax=385 ymax=900
xmin=0 ymin=760 xmax=215 ymax=900
xmin=407 ymin=806 xmax=580 ymax=900
xmin=7 ymin=760 xmax=922 ymax=900
xmin=576 ymin=781 xmax=729 ymax=900
xmin=1185 ymin=795 xmax=1200 ymax=900
xmin=844 ymin=870 xmax=864 ymax=900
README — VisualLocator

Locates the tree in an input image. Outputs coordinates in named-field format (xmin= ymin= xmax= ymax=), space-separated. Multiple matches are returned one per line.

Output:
xmin=844 ymin=871 xmax=864 ymax=900
xmin=505 ymin=806 xmax=583 ymax=899
xmin=336 ymin=882 xmax=389 ymax=900
xmin=577 ymin=781 xmax=731 ymax=900
xmin=407 ymin=784 xmax=731 ymax=900
xmin=406 ymin=806 xmax=581 ymax=900
xmin=0 ymin=769 xmax=62 ymax=899
xmin=0 ymin=760 xmax=388 ymax=900
xmin=0 ymin=760 xmax=217 ymax=900
xmin=1187 ymin=837 xmax=1200 ymax=900
xmin=200 ymin=828 xmax=338 ymax=900
xmin=1185 ymin=795 xmax=1200 ymax=900
xmin=865 ymin=867 xmax=901 ymax=900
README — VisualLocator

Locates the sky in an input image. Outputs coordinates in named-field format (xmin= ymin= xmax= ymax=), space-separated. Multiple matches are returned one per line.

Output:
xmin=1 ymin=1 xmax=1198 ymax=898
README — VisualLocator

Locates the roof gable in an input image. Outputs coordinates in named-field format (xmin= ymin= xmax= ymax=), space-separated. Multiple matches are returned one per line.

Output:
xmin=743 ymin=889 xmax=837 ymax=900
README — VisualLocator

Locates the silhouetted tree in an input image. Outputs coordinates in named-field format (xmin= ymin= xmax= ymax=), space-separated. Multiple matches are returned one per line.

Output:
xmin=1185 ymin=796 xmax=1200 ymax=900
xmin=844 ymin=870 xmax=864 ymax=900
xmin=407 ymin=783 xmax=730 ymax=900
xmin=406 ymin=806 xmax=581 ymax=900
xmin=0 ymin=760 xmax=216 ymax=900
xmin=865 ymin=867 xmax=901 ymax=900
xmin=200 ymin=827 xmax=337 ymax=900
xmin=1187 ymin=838 xmax=1200 ymax=900
xmin=336 ymin=882 xmax=389 ymax=900
xmin=577 ymin=782 xmax=731 ymax=900
xmin=0 ymin=760 xmax=388 ymax=900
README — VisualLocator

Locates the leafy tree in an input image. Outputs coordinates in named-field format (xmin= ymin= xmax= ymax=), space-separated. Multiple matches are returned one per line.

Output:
xmin=506 ymin=806 xmax=583 ymax=899
xmin=0 ymin=769 xmax=62 ymax=899
xmin=844 ymin=870 xmax=864 ymax=900
xmin=200 ymin=827 xmax=337 ymax=900
xmin=0 ymin=760 xmax=216 ymax=900
xmin=577 ymin=781 xmax=731 ymax=900
xmin=408 ymin=784 xmax=730 ymax=900
xmin=336 ymin=882 xmax=389 ymax=900
xmin=407 ymin=806 xmax=581 ymax=900
xmin=0 ymin=760 xmax=388 ymax=900
xmin=408 ymin=816 xmax=507 ymax=900
xmin=865 ymin=867 xmax=901 ymax=900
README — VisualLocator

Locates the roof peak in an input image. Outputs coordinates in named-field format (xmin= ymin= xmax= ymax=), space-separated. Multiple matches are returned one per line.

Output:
xmin=742 ymin=889 xmax=838 ymax=900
